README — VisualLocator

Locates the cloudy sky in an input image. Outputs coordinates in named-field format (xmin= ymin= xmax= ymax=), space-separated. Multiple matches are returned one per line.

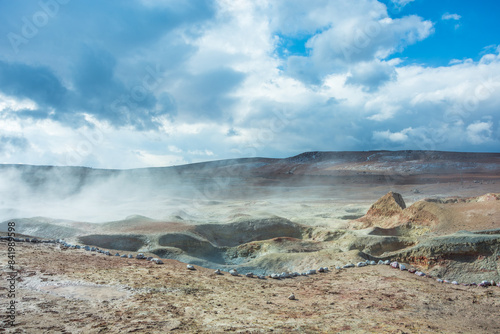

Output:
xmin=0 ymin=0 xmax=499 ymax=168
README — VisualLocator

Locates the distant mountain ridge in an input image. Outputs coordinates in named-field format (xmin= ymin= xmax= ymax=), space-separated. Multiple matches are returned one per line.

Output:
xmin=1 ymin=150 xmax=499 ymax=172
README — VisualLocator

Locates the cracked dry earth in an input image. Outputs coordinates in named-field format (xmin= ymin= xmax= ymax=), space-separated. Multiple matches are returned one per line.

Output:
xmin=2 ymin=242 xmax=500 ymax=333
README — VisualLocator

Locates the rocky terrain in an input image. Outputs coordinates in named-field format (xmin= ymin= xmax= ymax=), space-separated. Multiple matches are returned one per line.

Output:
xmin=1 ymin=150 xmax=500 ymax=332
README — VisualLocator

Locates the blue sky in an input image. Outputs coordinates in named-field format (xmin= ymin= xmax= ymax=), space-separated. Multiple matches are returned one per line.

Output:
xmin=0 ymin=0 xmax=499 ymax=168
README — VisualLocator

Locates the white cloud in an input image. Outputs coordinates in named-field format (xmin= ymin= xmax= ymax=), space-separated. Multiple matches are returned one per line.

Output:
xmin=373 ymin=128 xmax=413 ymax=143
xmin=391 ymin=0 xmax=415 ymax=7
xmin=466 ymin=121 xmax=493 ymax=144
xmin=442 ymin=13 xmax=461 ymax=21
xmin=135 ymin=151 xmax=187 ymax=167
xmin=168 ymin=145 xmax=182 ymax=153
xmin=278 ymin=5 xmax=433 ymax=83
xmin=188 ymin=149 xmax=215 ymax=156
xmin=346 ymin=60 xmax=397 ymax=91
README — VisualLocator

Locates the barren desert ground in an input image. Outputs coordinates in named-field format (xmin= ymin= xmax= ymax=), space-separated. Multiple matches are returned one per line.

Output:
xmin=1 ymin=151 xmax=500 ymax=333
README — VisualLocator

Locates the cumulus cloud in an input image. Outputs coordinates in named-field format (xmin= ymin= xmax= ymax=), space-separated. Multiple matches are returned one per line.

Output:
xmin=346 ymin=60 xmax=397 ymax=92
xmin=0 ymin=0 xmax=216 ymax=131
xmin=0 ymin=0 xmax=499 ymax=168
xmin=273 ymin=1 xmax=433 ymax=84
xmin=373 ymin=128 xmax=412 ymax=143
xmin=466 ymin=121 xmax=493 ymax=144
xmin=0 ymin=135 xmax=28 ymax=154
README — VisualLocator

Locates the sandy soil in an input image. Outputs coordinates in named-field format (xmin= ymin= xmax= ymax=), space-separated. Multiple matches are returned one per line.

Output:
xmin=2 ymin=241 xmax=500 ymax=333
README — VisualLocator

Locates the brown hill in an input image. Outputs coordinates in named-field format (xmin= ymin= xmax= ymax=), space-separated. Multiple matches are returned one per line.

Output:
xmin=353 ymin=192 xmax=500 ymax=233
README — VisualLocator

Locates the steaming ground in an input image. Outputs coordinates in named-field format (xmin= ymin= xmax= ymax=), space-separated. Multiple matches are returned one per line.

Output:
xmin=2 ymin=150 xmax=498 ymax=223
xmin=2 ymin=151 xmax=499 ymax=279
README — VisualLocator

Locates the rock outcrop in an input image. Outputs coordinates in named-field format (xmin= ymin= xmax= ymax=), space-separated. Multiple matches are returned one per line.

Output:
xmin=352 ymin=192 xmax=500 ymax=231
xmin=354 ymin=192 xmax=406 ymax=228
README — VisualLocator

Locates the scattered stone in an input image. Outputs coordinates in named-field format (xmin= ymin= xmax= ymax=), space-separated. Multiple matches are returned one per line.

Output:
xmin=306 ymin=269 xmax=316 ymax=275
xmin=335 ymin=266 xmax=342 ymax=270
xmin=229 ymin=269 xmax=238 ymax=276
xmin=280 ymin=272 xmax=291 ymax=279
xmin=214 ymin=269 xmax=222 ymax=275
xmin=318 ymin=267 xmax=325 ymax=273
xmin=154 ymin=259 xmax=163 ymax=264
xmin=288 ymin=293 xmax=296 ymax=300
xmin=187 ymin=264 xmax=195 ymax=270
xmin=479 ymin=280 xmax=491 ymax=287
